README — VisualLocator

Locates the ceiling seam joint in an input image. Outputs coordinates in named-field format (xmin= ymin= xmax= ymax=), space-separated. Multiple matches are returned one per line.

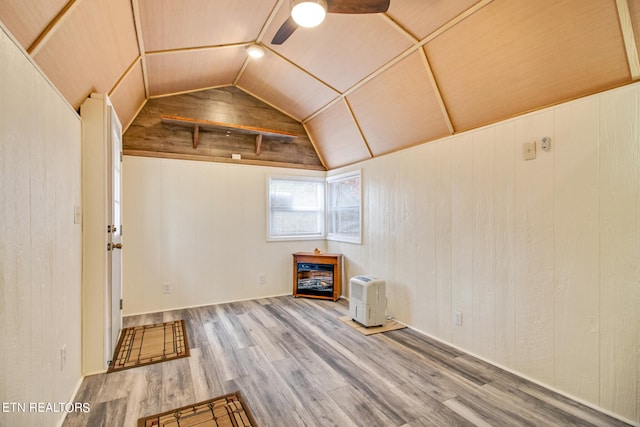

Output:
xmin=344 ymin=98 xmax=374 ymax=159
xmin=615 ymin=0 xmax=640 ymax=80
xmin=27 ymin=0 xmax=80 ymax=56
xmin=418 ymin=48 xmax=454 ymax=135
xmin=131 ymin=0 xmax=150 ymax=99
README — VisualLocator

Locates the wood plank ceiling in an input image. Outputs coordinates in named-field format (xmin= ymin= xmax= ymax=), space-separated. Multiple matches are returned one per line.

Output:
xmin=1 ymin=0 xmax=639 ymax=170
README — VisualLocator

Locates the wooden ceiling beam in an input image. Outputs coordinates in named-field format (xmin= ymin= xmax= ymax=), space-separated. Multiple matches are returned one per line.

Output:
xmin=123 ymin=98 xmax=148 ymax=133
xmin=303 ymin=43 xmax=415 ymax=123
xmin=303 ymin=1 xmax=494 ymax=124
xmin=27 ymin=0 xmax=80 ymax=56
xmin=149 ymin=84 xmax=231 ymax=100
xmin=418 ymin=48 xmax=454 ymax=134
xmin=239 ymin=87 xmax=300 ymax=122
xmin=265 ymin=46 xmax=343 ymax=95
xmin=233 ymin=57 xmax=250 ymax=87
xmin=616 ymin=0 xmax=640 ymax=80
xmin=344 ymin=98 xmax=373 ymax=158
xmin=145 ymin=42 xmax=251 ymax=56
xmin=417 ymin=0 xmax=494 ymax=48
xmin=302 ymin=122 xmax=329 ymax=170
xmin=108 ymin=56 xmax=141 ymax=98
xmin=233 ymin=0 xmax=286 ymax=87
xmin=379 ymin=13 xmax=419 ymax=44
xmin=131 ymin=0 xmax=150 ymax=99
xmin=256 ymin=0 xmax=287 ymax=43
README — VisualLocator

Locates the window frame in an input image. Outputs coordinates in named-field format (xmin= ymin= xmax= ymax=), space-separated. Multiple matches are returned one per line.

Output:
xmin=267 ymin=175 xmax=326 ymax=241
xmin=326 ymin=170 xmax=362 ymax=244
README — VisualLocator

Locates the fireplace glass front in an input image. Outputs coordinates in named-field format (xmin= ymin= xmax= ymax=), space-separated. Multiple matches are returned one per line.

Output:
xmin=296 ymin=262 xmax=334 ymax=298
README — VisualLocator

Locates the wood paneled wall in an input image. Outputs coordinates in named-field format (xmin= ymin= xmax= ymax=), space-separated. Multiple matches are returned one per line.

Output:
xmin=0 ymin=26 xmax=83 ymax=427
xmin=122 ymin=81 xmax=639 ymax=424
xmin=123 ymin=86 xmax=325 ymax=170
xmin=328 ymin=83 xmax=640 ymax=424
xmin=122 ymin=157 xmax=327 ymax=315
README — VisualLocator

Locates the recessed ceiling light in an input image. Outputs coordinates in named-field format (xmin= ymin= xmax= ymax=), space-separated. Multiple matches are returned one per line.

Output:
xmin=291 ymin=0 xmax=327 ymax=28
xmin=246 ymin=44 xmax=264 ymax=58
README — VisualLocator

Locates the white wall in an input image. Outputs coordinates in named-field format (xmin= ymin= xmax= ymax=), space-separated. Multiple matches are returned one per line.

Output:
xmin=122 ymin=157 xmax=326 ymax=314
xmin=0 ymin=26 xmax=83 ymax=427
xmin=329 ymin=83 xmax=640 ymax=424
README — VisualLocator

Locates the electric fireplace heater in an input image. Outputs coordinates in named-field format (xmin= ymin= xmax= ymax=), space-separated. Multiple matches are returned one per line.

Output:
xmin=296 ymin=262 xmax=334 ymax=298
xmin=292 ymin=252 xmax=343 ymax=301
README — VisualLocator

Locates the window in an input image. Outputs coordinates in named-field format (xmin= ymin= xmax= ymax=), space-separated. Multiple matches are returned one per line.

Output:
xmin=268 ymin=176 xmax=325 ymax=240
xmin=326 ymin=170 xmax=361 ymax=244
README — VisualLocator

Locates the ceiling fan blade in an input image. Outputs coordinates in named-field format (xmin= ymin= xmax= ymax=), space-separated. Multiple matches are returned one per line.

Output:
xmin=326 ymin=0 xmax=390 ymax=14
xmin=271 ymin=16 xmax=299 ymax=45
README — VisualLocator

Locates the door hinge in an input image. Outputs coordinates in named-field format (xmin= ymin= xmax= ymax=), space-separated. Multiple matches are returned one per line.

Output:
xmin=107 ymin=224 xmax=112 ymax=233
xmin=120 ymin=299 xmax=123 ymax=310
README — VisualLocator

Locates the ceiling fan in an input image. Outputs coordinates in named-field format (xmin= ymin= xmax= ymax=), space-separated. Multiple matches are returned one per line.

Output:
xmin=271 ymin=0 xmax=391 ymax=45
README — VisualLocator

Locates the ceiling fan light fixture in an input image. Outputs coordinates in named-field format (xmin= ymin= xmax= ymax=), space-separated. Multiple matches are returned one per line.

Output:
xmin=291 ymin=0 xmax=327 ymax=28
xmin=246 ymin=43 xmax=264 ymax=58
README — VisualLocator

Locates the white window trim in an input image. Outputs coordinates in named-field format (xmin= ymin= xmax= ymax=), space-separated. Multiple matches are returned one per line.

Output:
xmin=326 ymin=169 xmax=362 ymax=244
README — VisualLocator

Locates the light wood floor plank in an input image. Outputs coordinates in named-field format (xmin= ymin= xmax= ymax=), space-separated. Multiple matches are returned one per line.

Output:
xmin=443 ymin=398 xmax=494 ymax=427
xmin=187 ymin=346 xmax=224 ymax=402
xmin=120 ymin=371 xmax=149 ymax=427
xmin=63 ymin=296 xmax=631 ymax=426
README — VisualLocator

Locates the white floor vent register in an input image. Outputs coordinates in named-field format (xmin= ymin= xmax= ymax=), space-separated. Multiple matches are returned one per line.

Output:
xmin=349 ymin=276 xmax=386 ymax=327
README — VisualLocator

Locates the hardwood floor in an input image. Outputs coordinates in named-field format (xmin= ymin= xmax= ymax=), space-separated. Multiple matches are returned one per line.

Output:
xmin=63 ymin=296 xmax=630 ymax=426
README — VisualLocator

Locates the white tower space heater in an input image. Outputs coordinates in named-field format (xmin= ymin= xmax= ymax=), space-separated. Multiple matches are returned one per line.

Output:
xmin=349 ymin=276 xmax=386 ymax=327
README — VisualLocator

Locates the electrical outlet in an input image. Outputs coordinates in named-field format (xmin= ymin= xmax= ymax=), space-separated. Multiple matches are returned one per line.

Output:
xmin=60 ymin=345 xmax=67 ymax=371
xmin=162 ymin=283 xmax=171 ymax=294
xmin=454 ymin=310 xmax=463 ymax=327
xmin=259 ymin=274 xmax=266 ymax=285
xmin=73 ymin=205 xmax=82 ymax=224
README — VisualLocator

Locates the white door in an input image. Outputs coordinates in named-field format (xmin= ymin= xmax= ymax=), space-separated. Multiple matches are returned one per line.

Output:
xmin=108 ymin=104 xmax=123 ymax=358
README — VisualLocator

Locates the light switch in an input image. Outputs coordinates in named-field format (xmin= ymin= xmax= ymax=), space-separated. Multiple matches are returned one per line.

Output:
xmin=523 ymin=141 xmax=536 ymax=160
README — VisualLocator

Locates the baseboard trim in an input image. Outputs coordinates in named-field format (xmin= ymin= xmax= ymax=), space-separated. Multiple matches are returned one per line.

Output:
xmin=403 ymin=323 xmax=638 ymax=427
xmin=123 ymin=292 xmax=292 ymax=318
xmin=340 ymin=294 xmax=637 ymax=426
xmin=55 ymin=376 xmax=85 ymax=427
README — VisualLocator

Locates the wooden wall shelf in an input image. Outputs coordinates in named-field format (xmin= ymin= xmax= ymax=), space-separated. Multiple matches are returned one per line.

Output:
xmin=160 ymin=114 xmax=298 ymax=153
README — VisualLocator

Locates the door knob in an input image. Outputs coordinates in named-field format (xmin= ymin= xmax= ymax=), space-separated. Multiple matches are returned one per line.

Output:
xmin=111 ymin=243 xmax=123 ymax=250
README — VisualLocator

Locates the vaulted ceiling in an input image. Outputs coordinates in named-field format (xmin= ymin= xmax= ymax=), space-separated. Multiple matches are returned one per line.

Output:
xmin=1 ymin=0 xmax=639 ymax=169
